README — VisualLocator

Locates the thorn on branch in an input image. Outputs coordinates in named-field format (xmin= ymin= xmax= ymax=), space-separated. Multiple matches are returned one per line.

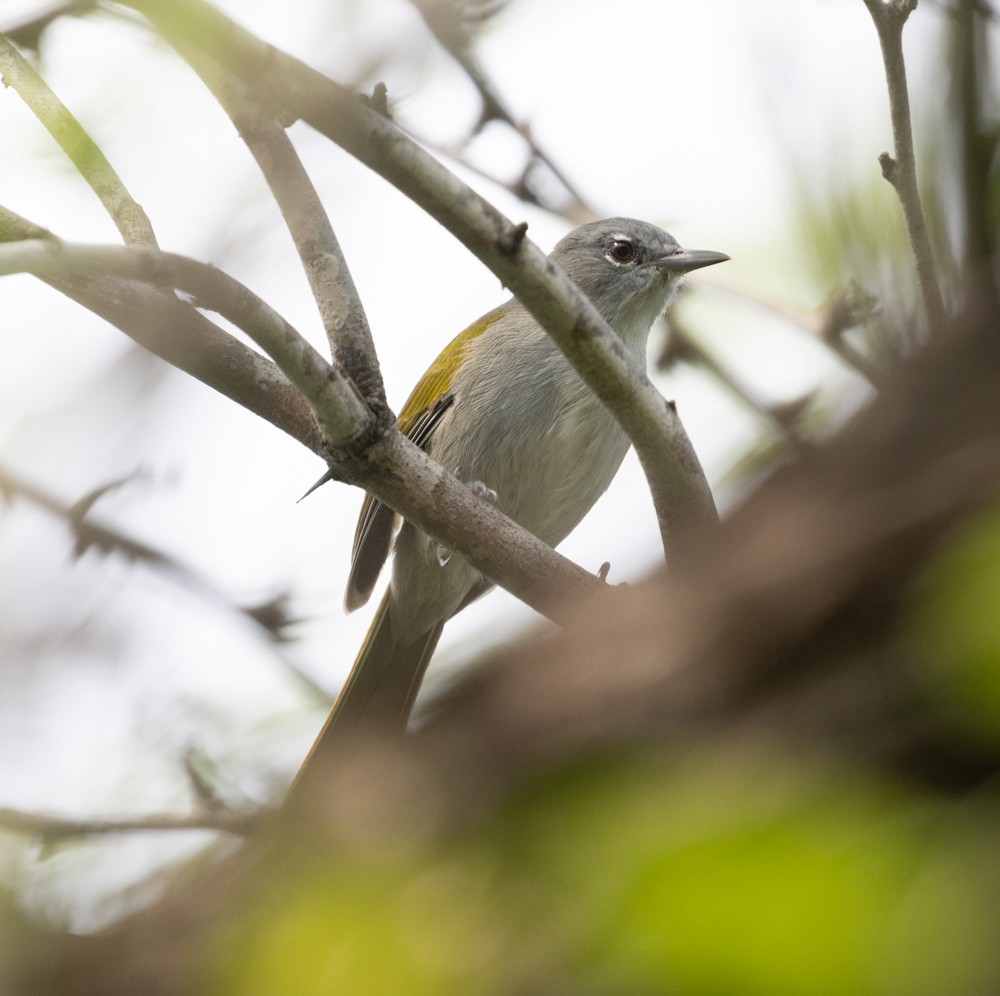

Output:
xmin=242 ymin=591 xmax=298 ymax=642
xmin=497 ymin=220 xmax=528 ymax=256
xmin=768 ymin=396 xmax=815 ymax=433
xmin=296 ymin=467 xmax=336 ymax=503
xmin=879 ymin=151 xmax=899 ymax=184
xmin=361 ymin=81 xmax=390 ymax=118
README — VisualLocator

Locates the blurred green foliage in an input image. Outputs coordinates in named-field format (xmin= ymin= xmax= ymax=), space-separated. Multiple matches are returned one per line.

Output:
xmin=201 ymin=749 xmax=1000 ymax=995
xmin=908 ymin=502 xmax=1000 ymax=745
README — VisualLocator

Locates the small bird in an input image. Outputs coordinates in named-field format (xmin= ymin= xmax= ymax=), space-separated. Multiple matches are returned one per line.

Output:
xmin=294 ymin=218 xmax=727 ymax=780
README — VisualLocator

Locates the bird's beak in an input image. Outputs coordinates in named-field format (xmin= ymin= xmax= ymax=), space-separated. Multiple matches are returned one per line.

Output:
xmin=653 ymin=249 xmax=730 ymax=273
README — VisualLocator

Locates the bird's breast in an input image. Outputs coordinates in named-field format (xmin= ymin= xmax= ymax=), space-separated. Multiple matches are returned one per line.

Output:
xmin=431 ymin=330 xmax=631 ymax=548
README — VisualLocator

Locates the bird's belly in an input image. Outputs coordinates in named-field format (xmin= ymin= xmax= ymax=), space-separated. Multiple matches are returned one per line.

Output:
xmin=507 ymin=404 xmax=629 ymax=545
xmin=390 ymin=343 xmax=633 ymax=639
xmin=444 ymin=385 xmax=631 ymax=548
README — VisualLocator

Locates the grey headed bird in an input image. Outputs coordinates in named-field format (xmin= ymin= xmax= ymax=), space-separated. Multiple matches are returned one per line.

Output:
xmin=291 ymin=217 xmax=728 ymax=789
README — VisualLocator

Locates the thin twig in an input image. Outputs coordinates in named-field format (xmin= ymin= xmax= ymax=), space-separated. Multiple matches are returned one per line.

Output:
xmin=699 ymin=279 xmax=884 ymax=384
xmin=0 ymin=462 xmax=335 ymax=702
xmin=407 ymin=0 xmax=594 ymax=221
xmin=0 ymin=464 xmax=198 ymax=576
xmin=661 ymin=314 xmax=812 ymax=455
xmin=409 ymin=127 xmax=598 ymax=224
xmin=0 ymin=33 xmax=157 ymax=247
xmin=862 ymin=0 xmax=946 ymax=330
xmin=0 ymin=805 xmax=257 ymax=840
xmin=0 ymin=464 xmax=294 ymax=636
xmin=457 ymin=0 xmax=516 ymax=26
xmin=815 ymin=285 xmax=886 ymax=384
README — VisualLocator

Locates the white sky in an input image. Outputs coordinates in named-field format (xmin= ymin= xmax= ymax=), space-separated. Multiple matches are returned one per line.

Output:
xmin=0 ymin=0 xmax=959 ymax=927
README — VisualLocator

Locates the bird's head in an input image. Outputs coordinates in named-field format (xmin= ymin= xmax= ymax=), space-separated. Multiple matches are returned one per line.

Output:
xmin=550 ymin=217 xmax=729 ymax=341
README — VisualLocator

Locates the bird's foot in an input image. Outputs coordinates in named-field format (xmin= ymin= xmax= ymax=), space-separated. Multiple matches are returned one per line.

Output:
xmin=467 ymin=480 xmax=498 ymax=504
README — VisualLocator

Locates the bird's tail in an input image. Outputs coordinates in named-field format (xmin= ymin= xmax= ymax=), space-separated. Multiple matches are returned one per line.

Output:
xmin=286 ymin=590 xmax=444 ymax=803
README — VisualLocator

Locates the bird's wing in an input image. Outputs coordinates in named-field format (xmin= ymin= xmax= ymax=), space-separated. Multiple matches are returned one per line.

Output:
xmin=344 ymin=393 xmax=454 ymax=612
xmin=344 ymin=496 xmax=398 ymax=613
xmin=343 ymin=305 xmax=506 ymax=612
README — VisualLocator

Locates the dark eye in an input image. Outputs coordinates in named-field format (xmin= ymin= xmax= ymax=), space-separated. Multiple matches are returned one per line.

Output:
xmin=609 ymin=239 xmax=635 ymax=263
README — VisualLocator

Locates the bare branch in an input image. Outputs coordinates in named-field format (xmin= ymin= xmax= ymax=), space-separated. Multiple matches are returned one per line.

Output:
xmin=815 ymin=285 xmax=885 ymax=383
xmin=0 ymin=462 xmax=340 ymax=708
xmin=0 ymin=463 xmax=296 ymax=634
xmin=119 ymin=0 xmax=718 ymax=563
xmin=862 ymin=0 xmax=946 ymax=329
xmin=0 ymin=805 xmax=257 ymax=840
xmin=699 ymin=279 xmax=884 ymax=384
xmin=182 ymin=58 xmax=388 ymax=416
xmin=0 ymin=238 xmax=373 ymax=447
xmin=0 ymin=231 xmax=601 ymax=621
xmin=0 ymin=32 xmax=157 ymax=247
xmin=0 ymin=464 xmax=199 ymax=575
xmin=0 ymin=204 xmax=324 ymax=453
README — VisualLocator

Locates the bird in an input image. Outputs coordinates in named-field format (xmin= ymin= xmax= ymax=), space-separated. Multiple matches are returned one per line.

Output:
xmin=292 ymin=217 xmax=728 ymax=787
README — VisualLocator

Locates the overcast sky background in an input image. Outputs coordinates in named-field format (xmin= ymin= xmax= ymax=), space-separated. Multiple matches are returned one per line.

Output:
xmin=0 ymin=0 xmax=963 ymax=927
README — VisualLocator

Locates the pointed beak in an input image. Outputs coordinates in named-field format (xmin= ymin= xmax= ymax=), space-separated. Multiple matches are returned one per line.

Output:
xmin=653 ymin=248 xmax=730 ymax=273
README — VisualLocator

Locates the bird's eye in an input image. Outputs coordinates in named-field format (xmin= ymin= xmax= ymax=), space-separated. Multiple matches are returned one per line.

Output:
xmin=608 ymin=239 xmax=635 ymax=263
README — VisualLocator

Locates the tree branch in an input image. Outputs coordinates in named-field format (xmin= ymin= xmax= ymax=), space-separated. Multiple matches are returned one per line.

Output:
xmin=185 ymin=58 xmax=388 ymax=416
xmin=0 ymin=238 xmax=373 ymax=447
xmin=0 ymin=32 xmax=157 ymax=247
xmin=0 ymin=204 xmax=325 ymax=452
xmin=0 ymin=234 xmax=601 ymax=621
xmin=862 ymin=0 xmax=946 ymax=330
xmin=118 ymin=0 xmax=718 ymax=564
xmin=0 ymin=805 xmax=257 ymax=841
xmin=0 ymin=463 xmax=298 ymax=637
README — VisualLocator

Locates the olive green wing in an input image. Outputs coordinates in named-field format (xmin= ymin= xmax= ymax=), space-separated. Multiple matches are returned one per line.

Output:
xmin=343 ymin=305 xmax=505 ymax=612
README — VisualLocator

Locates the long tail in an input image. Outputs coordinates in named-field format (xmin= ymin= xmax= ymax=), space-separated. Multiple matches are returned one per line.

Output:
xmin=285 ymin=591 xmax=444 ymax=803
